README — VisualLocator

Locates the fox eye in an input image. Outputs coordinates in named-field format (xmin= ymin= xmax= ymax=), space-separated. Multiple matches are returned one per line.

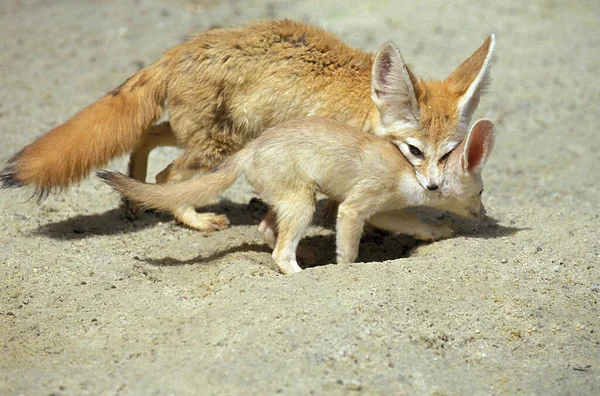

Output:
xmin=440 ymin=151 xmax=452 ymax=163
xmin=408 ymin=145 xmax=423 ymax=158
xmin=479 ymin=189 xmax=484 ymax=195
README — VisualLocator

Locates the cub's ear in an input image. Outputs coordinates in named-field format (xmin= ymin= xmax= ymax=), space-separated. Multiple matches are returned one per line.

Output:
xmin=460 ymin=118 xmax=495 ymax=173
xmin=445 ymin=34 xmax=496 ymax=130
xmin=371 ymin=41 xmax=421 ymax=130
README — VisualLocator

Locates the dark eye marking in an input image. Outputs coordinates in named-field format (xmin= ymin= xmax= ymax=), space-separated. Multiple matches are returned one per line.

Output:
xmin=479 ymin=188 xmax=484 ymax=195
xmin=408 ymin=145 xmax=423 ymax=159
xmin=440 ymin=151 xmax=452 ymax=163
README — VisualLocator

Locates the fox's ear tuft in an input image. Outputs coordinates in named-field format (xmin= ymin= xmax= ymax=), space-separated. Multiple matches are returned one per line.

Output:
xmin=461 ymin=118 xmax=495 ymax=173
xmin=371 ymin=41 xmax=420 ymax=129
xmin=445 ymin=34 xmax=496 ymax=130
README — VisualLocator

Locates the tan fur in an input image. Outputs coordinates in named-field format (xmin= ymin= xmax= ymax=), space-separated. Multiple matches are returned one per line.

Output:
xmin=1 ymin=20 xmax=494 ymax=229
xmin=99 ymin=117 xmax=495 ymax=274
xmin=1 ymin=59 xmax=171 ymax=195
xmin=445 ymin=36 xmax=494 ymax=95
xmin=375 ymin=33 xmax=495 ymax=192
xmin=413 ymin=80 xmax=462 ymax=141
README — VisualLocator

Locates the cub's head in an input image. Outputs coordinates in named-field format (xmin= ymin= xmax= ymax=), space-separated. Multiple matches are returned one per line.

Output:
xmin=371 ymin=35 xmax=495 ymax=191
xmin=434 ymin=119 xmax=495 ymax=220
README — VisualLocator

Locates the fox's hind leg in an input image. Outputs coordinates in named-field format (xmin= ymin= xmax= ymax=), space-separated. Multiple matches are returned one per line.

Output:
xmin=128 ymin=122 xmax=178 ymax=182
xmin=322 ymin=199 xmax=339 ymax=227
xmin=258 ymin=208 xmax=319 ymax=264
xmin=121 ymin=122 xmax=178 ymax=217
xmin=153 ymin=154 xmax=230 ymax=231
xmin=258 ymin=209 xmax=277 ymax=249
xmin=159 ymin=81 xmax=255 ymax=231
xmin=271 ymin=193 xmax=316 ymax=274
xmin=118 ymin=120 xmax=227 ymax=232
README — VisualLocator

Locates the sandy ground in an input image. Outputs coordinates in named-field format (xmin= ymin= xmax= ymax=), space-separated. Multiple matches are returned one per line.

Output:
xmin=1 ymin=0 xmax=599 ymax=394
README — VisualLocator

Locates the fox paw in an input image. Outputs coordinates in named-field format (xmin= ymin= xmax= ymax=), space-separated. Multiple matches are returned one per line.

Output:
xmin=415 ymin=223 xmax=456 ymax=241
xmin=175 ymin=209 xmax=230 ymax=231
xmin=276 ymin=260 xmax=303 ymax=275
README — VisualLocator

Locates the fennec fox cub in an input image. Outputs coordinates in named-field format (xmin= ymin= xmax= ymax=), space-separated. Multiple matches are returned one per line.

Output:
xmin=98 ymin=117 xmax=495 ymax=275
xmin=1 ymin=20 xmax=495 ymax=231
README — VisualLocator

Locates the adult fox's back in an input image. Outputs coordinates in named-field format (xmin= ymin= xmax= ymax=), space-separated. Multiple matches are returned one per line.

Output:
xmin=162 ymin=19 xmax=375 ymax=156
xmin=0 ymin=20 xmax=374 ymax=197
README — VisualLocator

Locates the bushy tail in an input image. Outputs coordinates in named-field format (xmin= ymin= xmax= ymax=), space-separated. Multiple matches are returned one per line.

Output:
xmin=97 ymin=157 xmax=244 ymax=213
xmin=0 ymin=58 xmax=172 ymax=198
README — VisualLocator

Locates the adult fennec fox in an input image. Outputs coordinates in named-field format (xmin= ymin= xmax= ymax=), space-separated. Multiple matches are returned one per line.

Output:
xmin=1 ymin=20 xmax=495 ymax=231
xmin=99 ymin=117 xmax=495 ymax=274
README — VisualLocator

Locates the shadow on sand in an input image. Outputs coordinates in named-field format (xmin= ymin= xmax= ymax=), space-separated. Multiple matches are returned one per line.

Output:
xmin=140 ymin=205 xmax=524 ymax=270
xmin=32 ymin=198 xmax=267 ymax=240
xmin=33 ymin=198 xmax=524 ymax=269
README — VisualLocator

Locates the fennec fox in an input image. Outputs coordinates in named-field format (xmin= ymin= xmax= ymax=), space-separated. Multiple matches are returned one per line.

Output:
xmin=1 ymin=20 xmax=495 ymax=231
xmin=98 ymin=117 xmax=495 ymax=275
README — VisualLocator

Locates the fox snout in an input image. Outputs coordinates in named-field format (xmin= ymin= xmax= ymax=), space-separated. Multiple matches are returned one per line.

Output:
xmin=468 ymin=204 xmax=487 ymax=220
xmin=415 ymin=163 xmax=444 ymax=192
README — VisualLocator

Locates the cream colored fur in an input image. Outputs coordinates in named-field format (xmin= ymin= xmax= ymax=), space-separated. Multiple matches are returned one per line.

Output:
xmin=99 ymin=117 xmax=495 ymax=275
xmin=0 ymin=20 xmax=495 ymax=232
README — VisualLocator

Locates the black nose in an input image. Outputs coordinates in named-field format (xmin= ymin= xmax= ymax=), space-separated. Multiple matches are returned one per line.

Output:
xmin=427 ymin=184 xmax=439 ymax=191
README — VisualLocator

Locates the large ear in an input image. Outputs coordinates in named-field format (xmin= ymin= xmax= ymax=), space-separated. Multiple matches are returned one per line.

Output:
xmin=445 ymin=34 xmax=496 ymax=129
xmin=371 ymin=41 xmax=421 ymax=130
xmin=460 ymin=118 xmax=495 ymax=174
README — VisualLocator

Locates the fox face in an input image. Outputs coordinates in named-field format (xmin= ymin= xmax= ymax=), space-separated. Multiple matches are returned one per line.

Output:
xmin=434 ymin=119 xmax=495 ymax=220
xmin=393 ymin=126 xmax=462 ymax=192
xmin=370 ymin=36 xmax=495 ymax=191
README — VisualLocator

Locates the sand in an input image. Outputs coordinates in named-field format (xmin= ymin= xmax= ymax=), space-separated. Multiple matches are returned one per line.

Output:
xmin=1 ymin=0 xmax=598 ymax=394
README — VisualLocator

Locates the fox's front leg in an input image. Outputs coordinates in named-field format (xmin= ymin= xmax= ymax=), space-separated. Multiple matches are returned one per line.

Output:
xmin=367 ymin=210 xmax=455 ymax=241
xmin=335 ymin=202 xmax=367 ymax=264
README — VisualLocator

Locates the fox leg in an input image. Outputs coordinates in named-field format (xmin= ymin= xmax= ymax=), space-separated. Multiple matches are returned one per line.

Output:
xmin=335 ymin=201 xmax=368 ymax=264
xmin=258 ymin=208 xmax=318 ymax=263
xmin=128 ymin=121 xmax=178 ymax=182
xmin=152 ymin=155 xmax=230 ymax=231
xmin=120 ymin=122 xmax=178 ymax=217
xmin=258 ymin=209 xmax=277 ymax=249
xmin=322 ymin=200 xmax=339 ymax=227
xmin=367 ymin=210 xmax=455 ymax=241
xmin=170 ymin=205 xmax=229 ymax=231
xmin=271 ymin=195 xmax=315 ymax=274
